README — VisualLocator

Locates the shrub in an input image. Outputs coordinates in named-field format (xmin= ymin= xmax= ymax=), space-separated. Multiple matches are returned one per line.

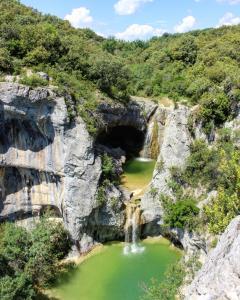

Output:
xmin=96 ymin=186 xmax=107 ymax=206
xmin=19 ymin=74 xmax=48 ymax=87
xmin=183 ymin=140 xmax=220 ymax=189
xmin=162 ymin=197 xmax=200 ymax=231
xmin=24 ymin=46 xmax=50 ymax=65
xmin=0 ymin=48 xmax=13 ymax=72
xmin=0 ymin=217 xmax=71 ymax=298
xmin=101 ymin=153 xmax=115 ymax=180
xmin=204 ymin=189 xmax=240 ymax=234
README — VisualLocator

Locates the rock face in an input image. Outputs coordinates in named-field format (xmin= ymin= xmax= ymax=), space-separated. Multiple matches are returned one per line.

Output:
xmin=141 ymin=105 xmax=191 ymax=230
xmin=185 ymin=216 xmax=240 ymax=300
xmin=0 ymin=83 xmax=151 ymax=252
xmin=0 ymin=83 xmax=104 ymax=250
xmin=97 ymin=100 xmax=151 ymax=132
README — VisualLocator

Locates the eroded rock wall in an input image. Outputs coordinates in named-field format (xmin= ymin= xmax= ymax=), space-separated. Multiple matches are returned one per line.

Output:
xmin=141 ymin=105 xmax=191 ymax=228
xmin=0 ymin=83 xmax=151 ymax=253
xmin=0 ymin=83 xmax=103 ymax=251
xmin=185 ymin=216 xmax=240 ymax=300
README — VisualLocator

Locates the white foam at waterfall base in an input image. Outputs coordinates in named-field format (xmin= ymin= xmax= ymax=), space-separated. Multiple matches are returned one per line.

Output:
xmin=123 ymin=243 xmax=145 ymax=255
xmin=135 ymin=157 xmax=153 ymax=162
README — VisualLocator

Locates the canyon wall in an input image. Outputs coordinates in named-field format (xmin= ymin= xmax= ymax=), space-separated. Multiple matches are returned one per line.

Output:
xmin=0 ymin=82 xmax=151 ymax=252
xmin=185 ymin=216 xmax=240 ymax=300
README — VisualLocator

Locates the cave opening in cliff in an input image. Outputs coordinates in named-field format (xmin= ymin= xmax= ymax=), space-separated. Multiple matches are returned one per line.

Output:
xmin=96 ymin=126 xmax=145 ymax=158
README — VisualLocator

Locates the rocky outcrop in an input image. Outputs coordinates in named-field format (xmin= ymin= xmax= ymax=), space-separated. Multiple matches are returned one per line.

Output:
xmin=0 ymin=82 xmax=154 ymax=253
xmin=0 ymin=83 xmax=103 ymax=250
xmin=0 ymin=83 xmax=125 ymax=252
xmin=185 ymin=216 xmax=240 ymax=300
xmin=97 ymin=99 xmax=155 ymax=132
xmin=141 ymin=105 xmax=191 ymax=228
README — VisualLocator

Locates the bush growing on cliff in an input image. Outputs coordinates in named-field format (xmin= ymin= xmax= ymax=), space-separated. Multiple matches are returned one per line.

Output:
xmin=19 ymin=74 xmax=48 ymax=87
xmin=204 ymin=190 xmax=239 ymax=234
xmin=181 ymin=139 xmax=221 ymax=190
xmin=101 ymin=153 xmax=115 ymax=180
xmin=0 ymin=217 xmax=71 ymax=299
xmin=161 ymin=196 xmax=200 ymax=231
xmin=203 ymin=149 xmax=240 ymax=234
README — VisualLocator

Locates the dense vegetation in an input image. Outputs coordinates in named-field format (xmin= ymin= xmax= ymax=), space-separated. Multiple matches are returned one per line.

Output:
xmin=0 ymin=216 xmax=71 ymax=299
xmin=1 ymin=0 xmax=240 ymax=135
xmin=160 ymin=128 xmax=240 ymax=235
xmin=0 ymin=1 xmax=240 ymax=298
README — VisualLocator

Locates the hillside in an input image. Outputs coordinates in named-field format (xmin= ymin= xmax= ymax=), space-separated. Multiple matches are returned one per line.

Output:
xmin=0 ymin=1 xmax=240 ymax=299
xmin=1 ymin=0 xmax=240 ymax=136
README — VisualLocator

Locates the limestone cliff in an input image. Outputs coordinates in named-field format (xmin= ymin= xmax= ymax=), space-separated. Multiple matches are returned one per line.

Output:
xmin=0 ymin=82 xmax=103 ymax=251
xmin=1 ymin=82 xmax=239 ymax=298
xmin=0 ymin=82 xmax=149 ymax=252
xmin=140 ymin=105 xmax=195 ymax=246
xmin=185 ymin=216 xmax=240 ymax=300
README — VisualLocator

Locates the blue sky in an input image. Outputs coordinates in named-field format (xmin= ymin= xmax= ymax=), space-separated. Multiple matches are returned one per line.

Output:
xmin=20 ymin=0 xmax=240 ymax=40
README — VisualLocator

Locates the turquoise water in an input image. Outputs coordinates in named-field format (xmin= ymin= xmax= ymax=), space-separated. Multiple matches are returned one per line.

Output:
xmin=54 ymin=241 xmax=181 ymax=300
xmin=121 ymin=158 xmax=156 ymax=192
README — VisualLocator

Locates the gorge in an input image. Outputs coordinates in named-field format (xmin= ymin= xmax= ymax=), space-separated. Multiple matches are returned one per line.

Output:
xmin=1 ymin=1 xmax=240 ymax=299
xmin=0 ymin=81 xmax=240 ymax=299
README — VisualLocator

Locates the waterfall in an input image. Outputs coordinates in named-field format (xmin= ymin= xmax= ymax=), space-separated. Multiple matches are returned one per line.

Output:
xmin=123 ymin=203 xmax=145 ymax=255
xmin=141 ymin=118 xmax=159 ymax=160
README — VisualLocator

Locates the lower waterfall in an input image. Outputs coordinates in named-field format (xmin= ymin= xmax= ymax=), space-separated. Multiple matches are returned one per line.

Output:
xmin=123 ymin=203 xmax=145 ymax=255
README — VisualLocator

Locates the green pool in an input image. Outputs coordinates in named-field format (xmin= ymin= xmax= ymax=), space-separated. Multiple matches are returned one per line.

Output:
xmin=121 ymin=158 xmax=156 ymax=194
xmin=53 ymin=240 xmax=181 ymax=300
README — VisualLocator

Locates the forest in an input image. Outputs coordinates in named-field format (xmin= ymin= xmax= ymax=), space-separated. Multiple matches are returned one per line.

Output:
xmin=0 ymin=0 xmax=240 ymax=135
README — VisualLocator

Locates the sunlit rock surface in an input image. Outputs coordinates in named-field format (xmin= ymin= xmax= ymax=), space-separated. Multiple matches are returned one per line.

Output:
xmin=0 ymin=82 xmax=102 ymax=251
xmin=141 ymin=105 xmax=191 ymax=226
xmin=185 ymin=216 xmax=240 ymax=300
xmin=0 ymin=83 xmax=150 ymax=252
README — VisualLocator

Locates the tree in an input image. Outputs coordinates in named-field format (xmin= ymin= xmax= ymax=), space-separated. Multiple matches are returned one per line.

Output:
xmin=0 ymin=218 xmax=71 ymax=298
xmin=26 ymin=217 xmax=71 ymax=287
xmin=200 ymin=90 xmax=231 ymax=133
xmin=163 ymin=198 xmax=200 ymax=231
xmin=0 ymin=48 xmax=13 ymax=72
xmin=0 ymin=223 xmax=30 ymax=272
xmin=89 ymin=59 xmax=130 ymax=101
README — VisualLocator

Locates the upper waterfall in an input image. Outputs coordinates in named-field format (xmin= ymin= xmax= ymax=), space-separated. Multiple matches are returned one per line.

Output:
xmin=140 ymin=115 xmax=159 ymax=160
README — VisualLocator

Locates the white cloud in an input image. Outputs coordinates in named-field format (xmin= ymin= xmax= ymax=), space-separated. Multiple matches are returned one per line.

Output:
xmin=217 ymin=0 xmax=240 ymax=4
xmin=64 ymin=7 xmax=93 ymax=28
xmin=174 ymin=16 xmax=196 ymax=33
xmin=217 ymin=12 xmax=240 ymax=26
xmin=114 ymin=0 xmax=153 ymax=15
xmin=115 ymin=24 xmax=166 ymax=40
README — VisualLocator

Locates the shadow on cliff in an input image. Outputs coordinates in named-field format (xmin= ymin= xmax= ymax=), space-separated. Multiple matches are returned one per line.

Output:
xmin=96 ymin=125 xmax=145 ymax=158
xmin=0 ymin=99 xmax=56 ymax=154
xmin=0 ymin=166 xmax=61 ymax=220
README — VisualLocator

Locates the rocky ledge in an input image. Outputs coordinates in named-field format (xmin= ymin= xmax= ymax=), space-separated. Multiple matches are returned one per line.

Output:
xmin=185 ymin=216 xmax=240 ymax=300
